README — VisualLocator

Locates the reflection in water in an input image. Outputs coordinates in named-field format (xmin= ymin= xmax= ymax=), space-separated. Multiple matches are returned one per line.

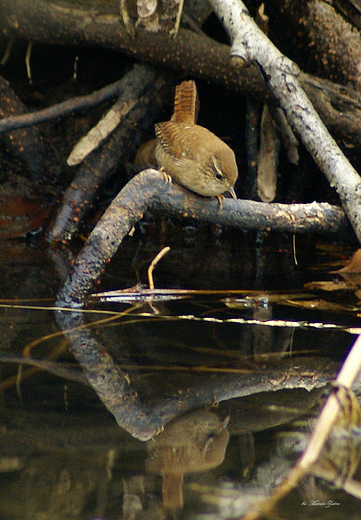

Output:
xmin=2 ymin=239 xmax=361 ymax=518
xmin=146 ymin=408 xmax=229 ymax=512
xmin=0 ymin=452 xmax=114 ymax=520
xmin=275 ymin=385 xmax=361 ymax=488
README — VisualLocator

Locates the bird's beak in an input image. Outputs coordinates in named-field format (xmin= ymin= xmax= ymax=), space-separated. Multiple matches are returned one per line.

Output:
xmin=222 ymin=414 xmax=230 ymax=429
xmin=229 ymin=186 xmax=237 ymax=200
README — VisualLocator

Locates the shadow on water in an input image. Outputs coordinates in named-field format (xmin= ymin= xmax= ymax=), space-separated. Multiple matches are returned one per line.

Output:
xmin=1 ymin=231 xmax=361 ymax=519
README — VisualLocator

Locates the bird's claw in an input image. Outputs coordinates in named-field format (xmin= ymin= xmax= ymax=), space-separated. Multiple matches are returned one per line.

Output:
xmin=159 ymin=167 xmax=172 ymax=185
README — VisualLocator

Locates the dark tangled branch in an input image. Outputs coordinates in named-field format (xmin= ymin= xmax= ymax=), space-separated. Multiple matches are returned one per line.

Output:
xmin=0 ymin=76 xmax=136 ymax=134
xmin=2 ymin=0 xmax=361 ymax=150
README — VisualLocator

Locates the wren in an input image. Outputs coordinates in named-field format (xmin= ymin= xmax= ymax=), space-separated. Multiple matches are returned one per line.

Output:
xmin=146 ymin=408 xmax=229 ymax=512
xmin=155 ymin=80 xmax=238 ymax=199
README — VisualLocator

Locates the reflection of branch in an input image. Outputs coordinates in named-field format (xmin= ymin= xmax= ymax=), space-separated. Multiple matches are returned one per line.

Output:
xmin=56 ymin=308 xmax=160 ymax=441
xmin=55 ymin=169 xmax=351 ymax=308
xmin=0 ymin=352 xmax=87 ymax=385
xmin=56 ymin=305 xmax=341 ymax=441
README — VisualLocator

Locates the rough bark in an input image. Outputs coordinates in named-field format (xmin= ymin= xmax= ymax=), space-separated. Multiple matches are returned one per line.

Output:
xmin=2 ymin=0 xmax=361 ymax=151
xmin=55 ymin=169 xmax=352 ymax=308
xmin=209 ymin=0 xmax=361 ymax=242
xmin=268 ymin=0 xmax=361 ymax=90
xmin=48 ymin=65 xmax=172 ymax=243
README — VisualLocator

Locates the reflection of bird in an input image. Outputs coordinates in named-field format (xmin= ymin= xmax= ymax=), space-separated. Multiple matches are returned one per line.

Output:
xmin=155 ymin=80 xmax=238 ymax=200
xmin=146 ymin=408 xmax=230 ymax=512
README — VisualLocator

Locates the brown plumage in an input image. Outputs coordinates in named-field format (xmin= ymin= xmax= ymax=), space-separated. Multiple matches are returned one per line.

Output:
xmin=155 ymin=80 xmax=238 ymax=199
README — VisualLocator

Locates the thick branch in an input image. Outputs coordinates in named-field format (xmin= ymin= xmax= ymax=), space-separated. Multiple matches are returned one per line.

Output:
xmin=270 ymin=0 xmax=361 ymax=90
xmin=48 ymin=66 xmax=171 ymax=243
xmin=0 ymin=0 xmax=242 ymax=91
xmin=56 ymin=170 xmax=351 ymax=308
xmin=2 ymin=0 xmax=361 ymax=150
xmin=209 ymin=0 xmax=361 ymax=242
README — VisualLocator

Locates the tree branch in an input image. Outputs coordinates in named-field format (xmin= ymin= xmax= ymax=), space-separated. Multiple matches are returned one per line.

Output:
xmin=0 ymin=76 xmax=137 ymax=134
xmin=208 ymin=0 xmax=361 ymax=242
xmin=55 ymin=169 xmax=352 ymax=308
xmin=2 ymin=0 xmax=361 ymax=151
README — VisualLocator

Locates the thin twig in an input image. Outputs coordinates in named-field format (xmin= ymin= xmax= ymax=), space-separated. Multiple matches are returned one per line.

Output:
xmin=148 ymin=246 xmax=171 ymax=289
xmin=0 ymin=34 xmax=14 ymax=65
xmin=25 ymin=41 xmax=33 ymax=84
xmin=0 ymin=77 xmax=133 ymax=134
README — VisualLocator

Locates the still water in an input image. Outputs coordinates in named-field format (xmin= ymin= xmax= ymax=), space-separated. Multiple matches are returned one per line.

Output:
xmin=1 ymin=228 xmax=361 ymax=519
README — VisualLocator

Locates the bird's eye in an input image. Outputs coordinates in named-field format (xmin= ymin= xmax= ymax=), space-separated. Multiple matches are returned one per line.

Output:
xmin=203 ymin=432 xmax=217 ymax=452
xmin=212 ymin=157 xmax=223 ymax=181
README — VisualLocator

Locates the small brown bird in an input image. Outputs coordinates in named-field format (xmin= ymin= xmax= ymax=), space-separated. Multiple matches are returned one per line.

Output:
xmin=155 ymin=80 xmax=238 ymax=200
xmin=146 ymin=408 xmax=229 ymax=512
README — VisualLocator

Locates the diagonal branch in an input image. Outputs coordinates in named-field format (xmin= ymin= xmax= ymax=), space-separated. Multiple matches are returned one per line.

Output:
xmin=208 ymin=0 xmax=361 ymax=242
